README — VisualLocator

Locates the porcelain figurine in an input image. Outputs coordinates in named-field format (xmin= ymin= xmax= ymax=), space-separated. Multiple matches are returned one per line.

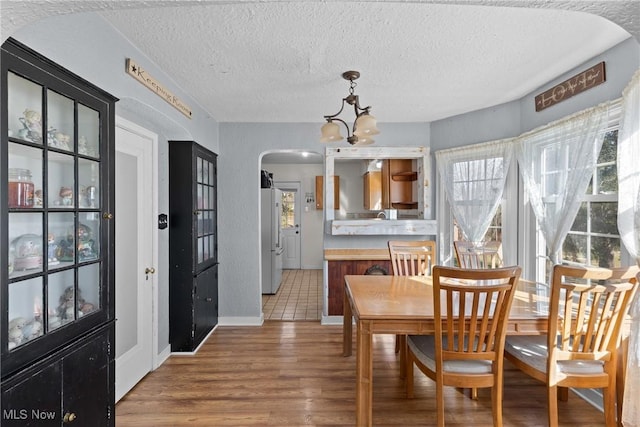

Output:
xmin=34 ymin=189 xmax=43 ymax=207
xmin=23 ymin=319 xmax=43 ymax=340
xmin=48 ymin=129 xmax=71 ymax=150
xmin=77 ymin=223 xmax=97 ymax=261
xmin=18 ymin=108 xmax=43 ymax=143
xmin=48 ymin=233 xmax=59 ymax=265
xmin=59 ymin=187 xmax=73 ymax=206
xmin=8 ymin=317 xmax=28 ymax=347
xmin=58 ymin=286 xmax=76 ymax=324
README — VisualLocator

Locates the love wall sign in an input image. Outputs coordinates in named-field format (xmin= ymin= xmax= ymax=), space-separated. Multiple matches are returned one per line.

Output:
xmin=535 ymin=62 xmax=606 ymax=112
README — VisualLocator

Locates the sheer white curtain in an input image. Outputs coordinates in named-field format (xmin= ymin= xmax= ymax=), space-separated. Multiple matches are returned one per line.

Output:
xmin=436 ymin=139 xmax=514 ymax=243
xmin=619 ymin=69 xmax=640 ymax=427
xmin=515 ymin=102 xmax=614 ymax=265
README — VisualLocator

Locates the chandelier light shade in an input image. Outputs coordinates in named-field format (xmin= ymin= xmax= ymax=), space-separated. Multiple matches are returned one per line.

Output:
xmin=321 ymin=71 xmax=380 ymax=145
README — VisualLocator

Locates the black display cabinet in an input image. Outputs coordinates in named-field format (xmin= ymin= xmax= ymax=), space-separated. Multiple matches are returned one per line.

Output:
xmin=1 ymin=38 xmax=116 ymax=425
xmin=169 ymin=140 xmax=218 ymax=352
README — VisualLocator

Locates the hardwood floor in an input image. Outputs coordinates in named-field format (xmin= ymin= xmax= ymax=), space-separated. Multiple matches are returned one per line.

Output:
xmin=116 ymin=322 xmax=606 ymax=426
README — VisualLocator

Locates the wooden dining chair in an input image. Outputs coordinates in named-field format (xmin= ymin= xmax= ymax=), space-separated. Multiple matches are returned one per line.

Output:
xmin=388 ymin=240 xmax=437 ymax=276
xmin=453 ymin=240 xmax=503 ymax=399
xmin=406 ymin=265 xmax=521 ymax=427
xmin=504 ymin=264 xmax=639 ymax=427
xmin=388 ymin=240 xmax=437 ymax=356
xmin=454 ymin=240 xmax=502 ymax=269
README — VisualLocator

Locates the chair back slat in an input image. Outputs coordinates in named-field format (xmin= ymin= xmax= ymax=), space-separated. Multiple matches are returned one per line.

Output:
xmin=454 ymin=241 xmax=503 ymax=269
xmin=550 ymin=265 xmax=639 ymax=362
xmin=388 ymin=240 xmax=437 ymax=276
xmin=433 ymin=266 xmax=521 ymax=362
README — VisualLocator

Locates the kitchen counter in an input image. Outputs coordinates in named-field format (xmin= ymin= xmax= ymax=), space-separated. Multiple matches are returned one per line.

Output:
xmin=324 ymin=248 xmax=391 ymax=261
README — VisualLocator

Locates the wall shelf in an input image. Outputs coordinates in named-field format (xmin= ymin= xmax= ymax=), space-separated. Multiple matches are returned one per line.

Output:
xmin=391 ymin=171 xmax=418 ymax=181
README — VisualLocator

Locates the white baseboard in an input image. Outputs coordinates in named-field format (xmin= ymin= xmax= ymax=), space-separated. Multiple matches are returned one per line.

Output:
xmin=170 ymin=324 xmax=219 ymax=356
xmin=154 ymin=344 xmax=171 ymax=369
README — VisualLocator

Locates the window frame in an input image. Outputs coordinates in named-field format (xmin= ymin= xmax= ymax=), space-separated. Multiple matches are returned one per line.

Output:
xmin=525 ymin=105 xmax=633 ymax=284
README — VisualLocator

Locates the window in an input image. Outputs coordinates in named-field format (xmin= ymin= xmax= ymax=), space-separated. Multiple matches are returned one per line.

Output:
xmin=535 ymin=127 xmax=629 ymax=282
xmin=453 ymin=205 xmax=502 ymax=244
xmin=562 ymin=130 xmax=620 ymax=267
xmin=281 ymin=190 xmax=295 ymax=229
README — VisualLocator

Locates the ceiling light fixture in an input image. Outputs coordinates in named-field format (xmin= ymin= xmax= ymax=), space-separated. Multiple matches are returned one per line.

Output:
xmin=320 ymin=71 xmax=379 ymax=145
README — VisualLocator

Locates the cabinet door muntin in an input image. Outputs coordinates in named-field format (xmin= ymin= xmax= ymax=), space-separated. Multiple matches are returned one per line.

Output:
xmin=4 ymin=58 xmax=108 ymax=360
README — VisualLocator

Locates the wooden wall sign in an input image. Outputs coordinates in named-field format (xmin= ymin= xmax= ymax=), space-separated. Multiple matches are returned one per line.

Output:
xmin=535 ymin=62 xmax=606 ymax=112
xmin=126 ymin=58 xmax=192 ymax=119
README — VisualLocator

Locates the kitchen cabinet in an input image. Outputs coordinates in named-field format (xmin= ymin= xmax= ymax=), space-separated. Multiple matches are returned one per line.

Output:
xmin=1 ymin=325 xmax=113 ymax=426
xmin=169 ymin=140 xmax=218 ymax=352
xmin=363 ymin=171 xmax=382 ymax=210
xmin=363 ymin=160 xmax=418 ymax=211
xmin=383 ymin=159 xmax=418 ymax=210
xmin=1 ymin=38 xmax=116 ymax=425
xmin=315 ymin=175 xmax=339 ymax=210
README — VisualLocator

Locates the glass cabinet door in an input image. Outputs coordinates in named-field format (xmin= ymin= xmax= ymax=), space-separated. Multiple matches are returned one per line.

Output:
xmin=5 ymin=70 xmax=105 ymax=355
xmin=194 ymin=152 xmax=217 ymax=271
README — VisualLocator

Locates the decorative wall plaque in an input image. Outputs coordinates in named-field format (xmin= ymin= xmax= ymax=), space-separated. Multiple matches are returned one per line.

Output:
xmin=535 ymin=62 xmax=606 ymax=112
xmin=126 ymin=58 xmax=192 ymax=119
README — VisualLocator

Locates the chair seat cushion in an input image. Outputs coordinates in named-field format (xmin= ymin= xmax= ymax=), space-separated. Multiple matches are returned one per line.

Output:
xmin=407 ymin=335 xmax=492 ymax=374
xmin=504 ymin=335 xmax=604 ymax=375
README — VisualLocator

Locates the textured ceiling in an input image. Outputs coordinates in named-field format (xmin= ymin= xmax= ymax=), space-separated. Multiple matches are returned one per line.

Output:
xmin=1 ymin=1 xmax=637 ymax=126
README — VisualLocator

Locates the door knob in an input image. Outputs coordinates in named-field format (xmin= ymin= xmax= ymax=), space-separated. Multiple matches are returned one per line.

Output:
xmin=145 ymin=267 xmax=156 ymax=274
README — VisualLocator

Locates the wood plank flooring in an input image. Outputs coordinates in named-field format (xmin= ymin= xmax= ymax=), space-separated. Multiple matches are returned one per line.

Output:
xmin=116 ymin=321 xmax=606 ymax=426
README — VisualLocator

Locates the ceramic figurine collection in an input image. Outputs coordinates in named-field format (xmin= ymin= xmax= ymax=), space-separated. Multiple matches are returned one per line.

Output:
xmin=10 ymin=108 xmax=97 ymax=155
xmin=9 ymin=223 xmax=97 ymax=274
xmin=8 ymin=109 xmax=101 ymax=350
xmin=7 ymin=285 xmax=96 ymax=350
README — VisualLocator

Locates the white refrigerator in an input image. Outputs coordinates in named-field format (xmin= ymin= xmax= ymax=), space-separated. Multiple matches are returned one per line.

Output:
xmin=261 ymin=188 xmax=284 ymax=294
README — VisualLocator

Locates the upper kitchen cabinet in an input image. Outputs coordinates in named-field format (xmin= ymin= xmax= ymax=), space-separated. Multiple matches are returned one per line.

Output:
xmin=383 ymin=159 xmax=418 ymax=210
xmin=1 ymin=38 xmax=117 ymax=425
xmin=315 ymin=175 xmax=339 ymax=210
xmin=363 ymin=159 xmax=418 ymax=211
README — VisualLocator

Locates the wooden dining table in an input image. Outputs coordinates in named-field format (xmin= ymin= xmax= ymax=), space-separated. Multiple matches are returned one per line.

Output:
xmin=342 ymin=274 xmax=550 ymax=427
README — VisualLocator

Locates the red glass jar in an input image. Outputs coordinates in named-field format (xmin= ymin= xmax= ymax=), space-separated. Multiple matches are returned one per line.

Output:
xmin=8 ymin=168 xmax=34 ymax=208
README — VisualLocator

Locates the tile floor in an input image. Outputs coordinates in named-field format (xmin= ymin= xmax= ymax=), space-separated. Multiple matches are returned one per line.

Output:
xmin=262 ymin=269 xmax=323 ymax=321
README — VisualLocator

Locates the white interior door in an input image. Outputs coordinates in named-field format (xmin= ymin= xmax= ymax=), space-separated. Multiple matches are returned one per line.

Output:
xmin=114 ymin=117 xmax=157 ymax=402
xmin=276 ymin=181 xmax=301 ymax=269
